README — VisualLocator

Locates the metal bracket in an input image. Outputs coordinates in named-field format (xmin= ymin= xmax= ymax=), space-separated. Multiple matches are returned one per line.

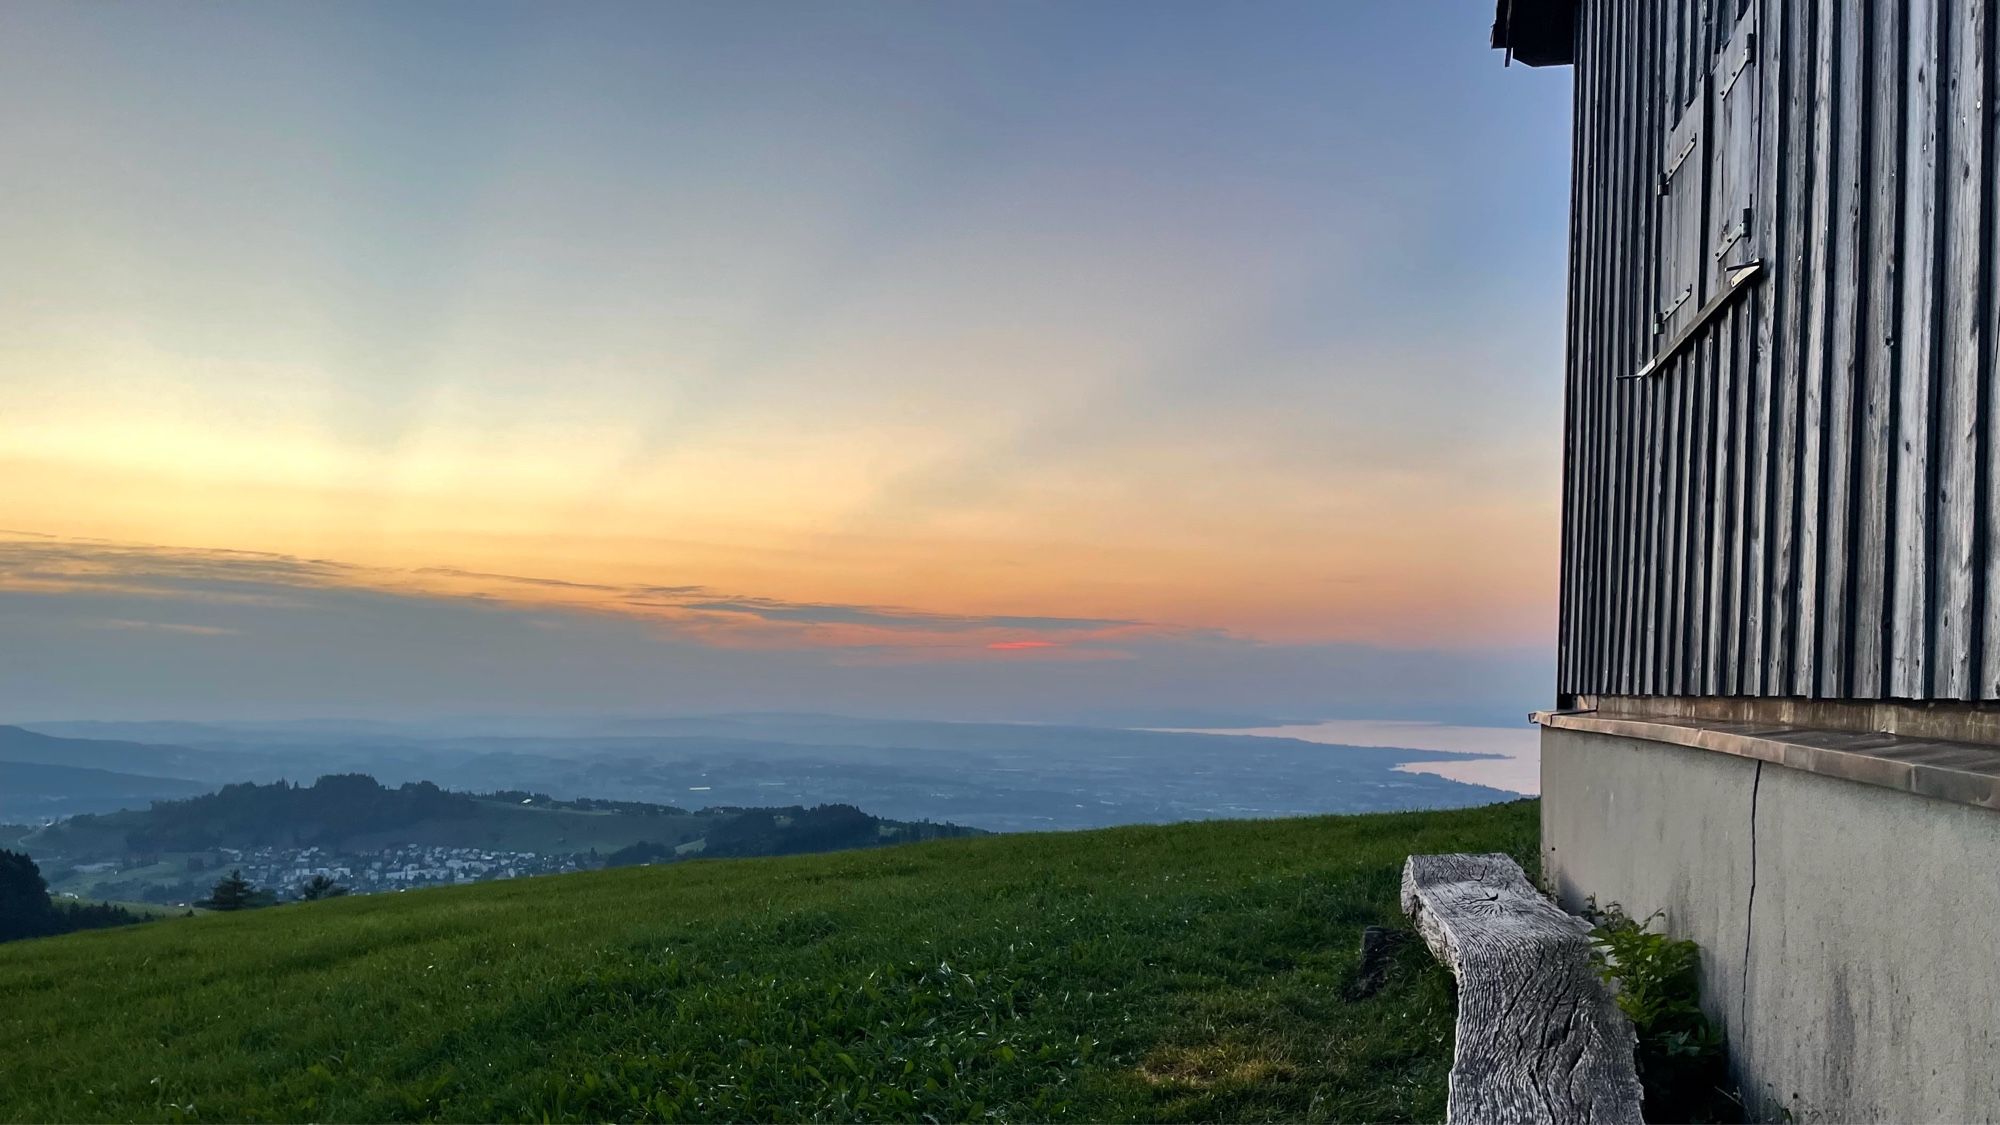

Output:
xmin=1629 ymin=260 xmax=1765 ymax=379
xmin=1655 ymin=284 xmax=1696 ymax=332
xmin=1715 ymin=207 xmax=1754 ymax=258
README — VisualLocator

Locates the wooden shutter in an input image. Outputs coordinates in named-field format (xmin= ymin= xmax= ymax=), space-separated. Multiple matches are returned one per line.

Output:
xmin=1657 ymin=76 xmax=1709 ymax=341
xmin=1708 ymin=10 xmax=1759 ymax=290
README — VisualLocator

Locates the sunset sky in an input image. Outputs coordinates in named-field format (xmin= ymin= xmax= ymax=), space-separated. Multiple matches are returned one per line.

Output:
xmin=1 ymin=1 xmax=1572 ymax=721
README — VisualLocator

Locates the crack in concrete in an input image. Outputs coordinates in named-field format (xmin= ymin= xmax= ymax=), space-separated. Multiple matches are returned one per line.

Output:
xmin=1740 ymin=759 xmax=1763 ymax=1029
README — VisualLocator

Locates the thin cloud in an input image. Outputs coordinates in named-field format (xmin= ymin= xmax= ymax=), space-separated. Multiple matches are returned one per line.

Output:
xmin=0 ymin=531 xmax=1163 ymax=653
xmin=677 ymin=596 xmax=1140 ymax=633
xmin=85 ymin=618 xmax=239 ymax=636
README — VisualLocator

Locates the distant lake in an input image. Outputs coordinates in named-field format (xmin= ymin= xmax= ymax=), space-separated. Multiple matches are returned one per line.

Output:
xmin=1165 ymin=719 xmax=1540 ymax=797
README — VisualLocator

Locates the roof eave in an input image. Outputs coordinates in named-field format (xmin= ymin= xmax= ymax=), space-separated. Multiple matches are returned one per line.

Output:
xmin=1491 ymin=0 xmax=1576 ymax=68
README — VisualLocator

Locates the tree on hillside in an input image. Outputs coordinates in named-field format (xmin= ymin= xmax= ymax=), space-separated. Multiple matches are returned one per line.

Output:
xmin=603 ymin=840 xmax=675 ymax=868
xmin=298 ymin=874 xmax=348 ymax=901
xmin=200 ymin=869 xmax=266 ymax=911
xmin=0 ymin=849 xmax=145 ymax=943
xmin=51 ymin=899 xmax=148 ymax=934
xmin=0 ymin=849 xmax=56 ymax=941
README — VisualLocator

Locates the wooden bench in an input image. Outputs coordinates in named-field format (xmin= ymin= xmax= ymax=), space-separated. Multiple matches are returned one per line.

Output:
xmin=1401 ymin=853 xmax=1644 ymax=1125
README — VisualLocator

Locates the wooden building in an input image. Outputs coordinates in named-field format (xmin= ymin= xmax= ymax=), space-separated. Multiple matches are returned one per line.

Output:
xmin=1510 ymin=0 xmax=2000 ymax=704
xmin=1499 ymin=0 xmax=2000 ymax=1118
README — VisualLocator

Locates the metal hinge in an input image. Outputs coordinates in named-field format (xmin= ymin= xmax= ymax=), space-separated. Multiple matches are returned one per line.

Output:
xmin=1663 ymin=131 xmax=1701 ymax=183
xmin=1719 ymin=31 xmax=1757 ymax=96
xmin=1656 ymin=285 xmax=1695 ymax=332
xmin=1715 ymin=207 xmax=1753 ymax=258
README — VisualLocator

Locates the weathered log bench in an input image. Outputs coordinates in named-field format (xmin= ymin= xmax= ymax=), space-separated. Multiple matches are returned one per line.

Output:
xmin=1401 ymin=853 xmax=1644 ymax=1125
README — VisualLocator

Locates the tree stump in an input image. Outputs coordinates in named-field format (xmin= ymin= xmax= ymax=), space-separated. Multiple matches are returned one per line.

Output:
xmin=1348 ymin=924 xmax=1411 ymax=998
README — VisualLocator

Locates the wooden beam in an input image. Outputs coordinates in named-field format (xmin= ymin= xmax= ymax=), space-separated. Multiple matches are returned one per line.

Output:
xmin=1630 ymin=260 xmax=1766 ymax=380
xmin=1401 ymin=853 xmax=1644 ymax=1125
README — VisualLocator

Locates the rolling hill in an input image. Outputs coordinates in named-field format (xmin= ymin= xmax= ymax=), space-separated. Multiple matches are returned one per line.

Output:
xmin=8 ymin=773 xmax=982 ymax=906
xmin=0 ymin=760 xmax=211 ymax=821
xmin=0 ymin=800 xmax=1537 ymax=1123
xmin=0 ymin=725 xmax=268 ymax=819
xmin=0 ymin=724 xmax=251 ymax=781
xmin=17 ymin=774 xmax=979 ymax=858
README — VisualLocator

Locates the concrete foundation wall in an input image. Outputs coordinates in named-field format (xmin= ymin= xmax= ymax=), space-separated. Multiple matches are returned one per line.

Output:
xmin=1542 ymin=727 xmax=2000 ymax=1123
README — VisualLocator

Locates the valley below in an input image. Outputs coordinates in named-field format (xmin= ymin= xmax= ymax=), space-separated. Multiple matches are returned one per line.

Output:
xmin=1 ymin=714 xmax=1518 ymax=907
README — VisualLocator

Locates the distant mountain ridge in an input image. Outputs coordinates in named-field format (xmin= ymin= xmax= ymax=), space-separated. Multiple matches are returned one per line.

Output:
xmin=0 ymin=726 xmax=254 ymax=820
xmin=0 ymin=761 xmax=210 ymax=821
xmin=0 ymin=724 xmax=243 ymax=780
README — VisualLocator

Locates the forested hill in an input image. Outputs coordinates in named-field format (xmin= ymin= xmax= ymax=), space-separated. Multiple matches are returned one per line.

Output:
xmin=10 ymin=774 xmax=983 ymax=904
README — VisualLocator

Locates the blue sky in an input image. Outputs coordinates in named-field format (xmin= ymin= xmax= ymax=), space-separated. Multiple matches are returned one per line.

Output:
xmin=0 ymin=1 xmax=1573 ymax=721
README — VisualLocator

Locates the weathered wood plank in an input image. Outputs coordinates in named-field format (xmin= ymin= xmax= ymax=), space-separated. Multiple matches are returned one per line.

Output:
xmin=1587 ymin=0 xmax=1609 ymax=693
xmin=1658 ymin=11 xmax=1686 ymax=694
xmin=1713 ymin=303 xmax=1744 ymax=693
xmin=1935 ymin=0 xmax=1985 ymax=699
xmin=1818 ymin=0 xmax=1864 ymax=700
xmin=1592 ymin=0 xmax=1623 ymax=695
xmin=1576 ymin=0 xmax=1604 ymax=694
xmin=1557 ymin=18 xmax=1585 ymax=693
xmin=1560 ymin=0 xmax=1606 ymax=696
xmin=1642 ymin=376 xmax=1665 ymax=692
xmin=1656 ymin=368 xmax=1680 ymax=693
xmin=1663 ymin=0 xmax=1684 ymax=124
xmin=1645 ymin=29 xmax=1670 ymax=691
xmin=1589 ymin=0 xmax=1617 ymax=696
xmin=1893 ymin=0 xmax=1941 ymax=697
xmin=1673 ymin=342 xmax=1697 ymax=694
xmin=1561 ymin=0 xmax=1604 ymax=695
xmin=1612 ymin=0 xmax=1641 ymax=695
xmin=1795 ymin=0 xmax=1832 ymax=695
xmin=1767 ymin=0 xmax=1812 ymax=693
xmin=1630 ymin=0 xmax=1657 ymax=695
xmin=1984 ymin=0 xmax=2000 ymax=698
xmin=1852 ymin=0 xmax=1901 ymax=700
xmin=1687 ymin=329 xmax=1716 ymax=692
xmin=1401 ymin=853 xmax=1644 ymax=1125
xmin=1742 ymin=0 xmax=1786 ymax=693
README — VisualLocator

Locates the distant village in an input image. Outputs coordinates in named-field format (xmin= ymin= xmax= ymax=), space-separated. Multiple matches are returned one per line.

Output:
xmin=69 ymin=845 xmax=592 ymax=903
xmin=240 ymin=844 xmax=593 ymax=897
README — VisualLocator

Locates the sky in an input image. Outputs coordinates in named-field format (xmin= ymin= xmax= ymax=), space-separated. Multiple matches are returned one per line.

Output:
xmin=0 ymin=1 xmax=1573 ymax=723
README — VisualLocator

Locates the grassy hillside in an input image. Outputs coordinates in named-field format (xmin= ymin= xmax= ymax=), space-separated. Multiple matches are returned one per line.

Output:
xmin=0 ymin=801 xmax=1536 ymax=1123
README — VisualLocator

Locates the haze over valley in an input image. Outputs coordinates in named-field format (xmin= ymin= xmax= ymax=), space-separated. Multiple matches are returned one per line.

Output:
xmin=10 ymin=716 xmax=1520 ymax=824
xmin=2 ymin=713 xmax=1523 ymax=908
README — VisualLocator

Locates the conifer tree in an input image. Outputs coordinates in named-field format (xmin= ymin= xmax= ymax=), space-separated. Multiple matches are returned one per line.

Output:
xmin=298 ymin=874 xmax=348 ymax=901
xmin=200 ymin=869 xmax=258 ymax=911
xmin=0 ymin=850 xmax=56 ymax=940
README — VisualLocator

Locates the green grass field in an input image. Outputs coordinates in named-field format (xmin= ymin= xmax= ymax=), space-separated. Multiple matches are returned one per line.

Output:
xmin=0 ymin=800 xmax=1535 ymax=1123
xmin=60 ymin=897 xmax=207 ymax=918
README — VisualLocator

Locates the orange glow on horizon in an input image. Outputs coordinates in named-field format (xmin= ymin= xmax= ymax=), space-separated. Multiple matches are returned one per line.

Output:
xmin=0 ymin=0 xmax=1571 ymax=668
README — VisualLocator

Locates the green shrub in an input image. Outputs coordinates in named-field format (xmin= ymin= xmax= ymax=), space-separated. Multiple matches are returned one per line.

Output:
xmin=1584 ymin=902 xmax=1738 ymax=1123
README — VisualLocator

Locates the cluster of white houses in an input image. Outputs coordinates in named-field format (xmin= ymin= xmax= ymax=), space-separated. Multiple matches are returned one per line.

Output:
xmin=1497 ymin=0 xmax=2000 ymax=1118
xmin=211 ymin=844 xmax=587 ymax=898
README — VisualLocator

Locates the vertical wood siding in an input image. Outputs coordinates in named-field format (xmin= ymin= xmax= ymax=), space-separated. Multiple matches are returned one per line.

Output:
xmin=1559 ymin=0 xmax=2000 ymax=701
